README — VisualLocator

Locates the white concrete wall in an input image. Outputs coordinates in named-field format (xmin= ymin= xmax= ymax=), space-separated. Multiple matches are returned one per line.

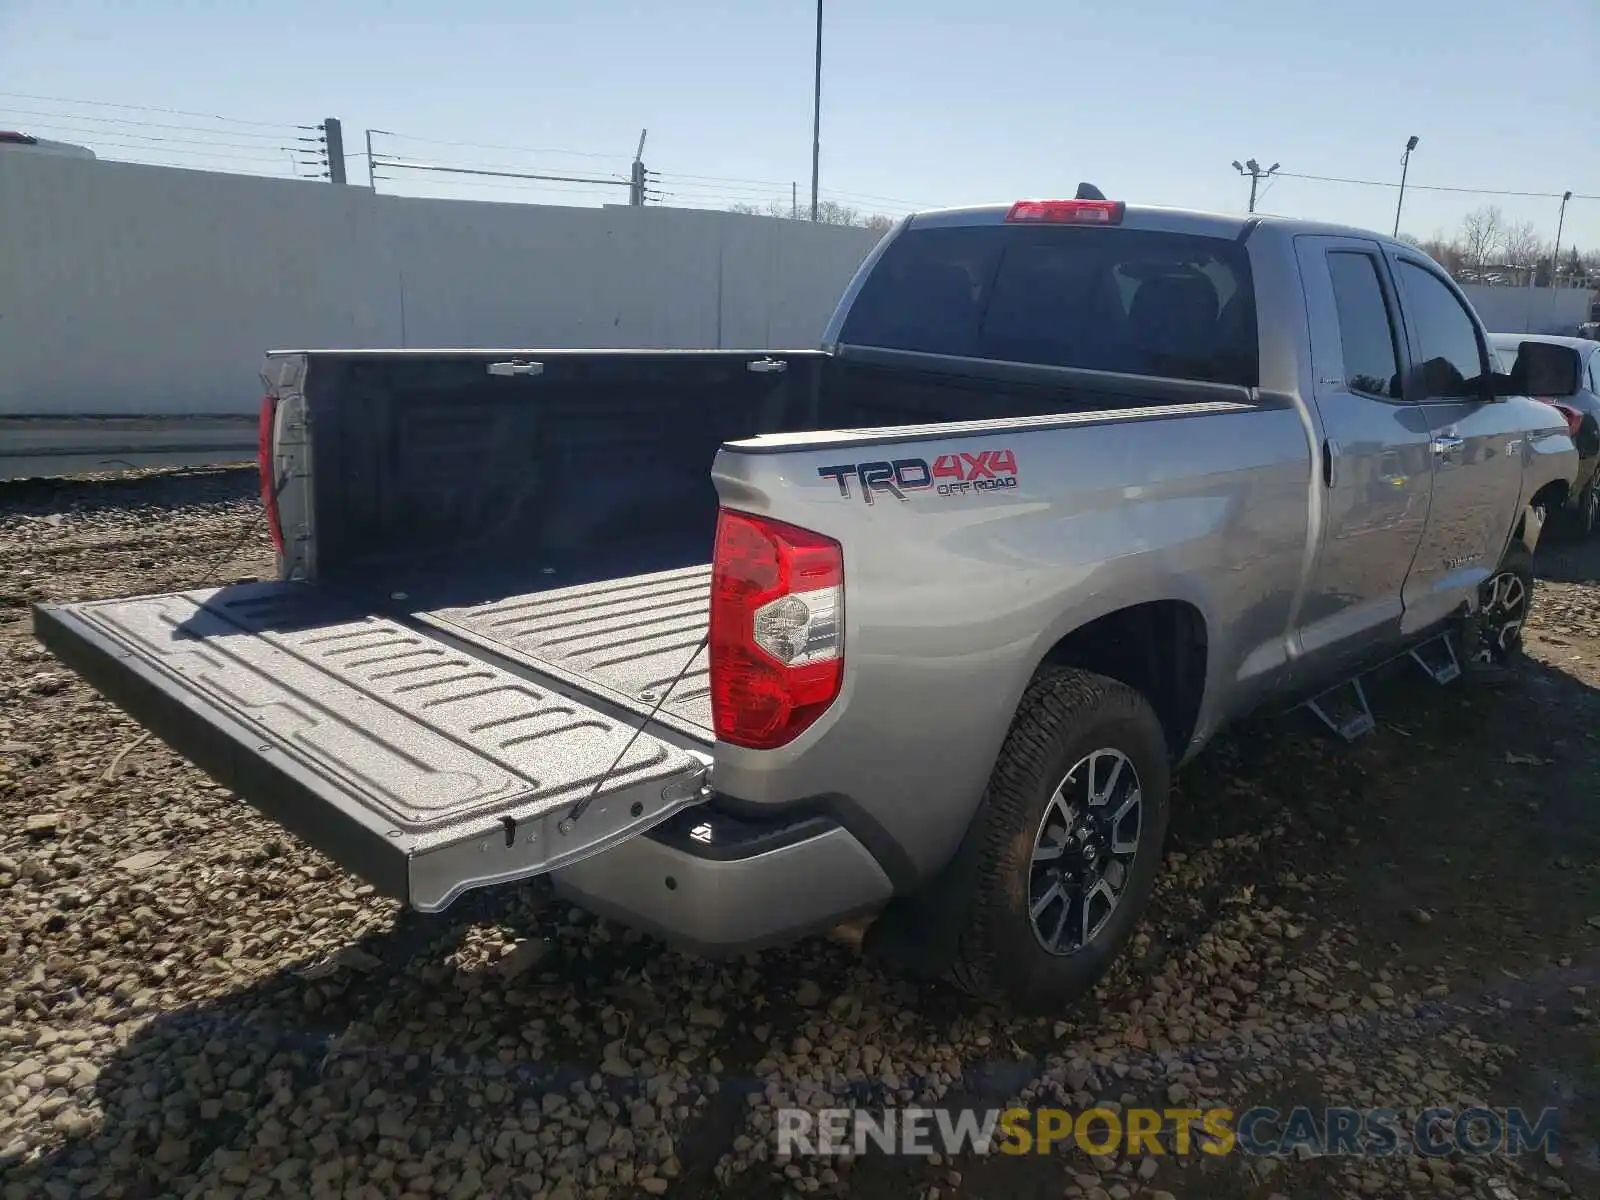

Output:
xmin=1459 ymin=284 xmax=1593 ymax=335
xmin=0 ymin=155 xmax=881 ymax=417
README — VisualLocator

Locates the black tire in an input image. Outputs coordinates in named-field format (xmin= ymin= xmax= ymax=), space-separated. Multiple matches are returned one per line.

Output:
xmin=945 ymin=668 xmax=1170 ymax=1012
xmin=1572 ymin=479 xmax=1600 ymax=540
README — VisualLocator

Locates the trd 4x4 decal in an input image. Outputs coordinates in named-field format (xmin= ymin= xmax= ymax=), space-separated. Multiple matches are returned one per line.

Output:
xmin=817 ymin=450 xmax=1019 ymax=505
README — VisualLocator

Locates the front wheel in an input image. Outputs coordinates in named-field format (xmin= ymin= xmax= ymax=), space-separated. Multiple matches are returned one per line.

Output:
xmin=946 ymin=669 xmax=1170 ymax=1012
xmin=1576 ymin=479 xmax=1600 ymax=540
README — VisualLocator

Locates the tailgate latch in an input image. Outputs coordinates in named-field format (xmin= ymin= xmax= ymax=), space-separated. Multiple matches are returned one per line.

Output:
xmin=747 ymin=357 xmax=788 ymax=374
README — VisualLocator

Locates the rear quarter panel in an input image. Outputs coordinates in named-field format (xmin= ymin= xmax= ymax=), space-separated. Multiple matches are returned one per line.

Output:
xmin=711 ymin=403 xmax=1311 ymax=879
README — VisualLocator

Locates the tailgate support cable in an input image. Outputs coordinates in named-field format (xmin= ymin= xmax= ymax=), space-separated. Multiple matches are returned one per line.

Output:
xmin=559 ymin=632 xmax=711 ymax=833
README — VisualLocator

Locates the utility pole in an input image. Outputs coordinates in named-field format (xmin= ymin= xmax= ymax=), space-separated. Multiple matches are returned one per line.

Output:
xmin=629 ymin=128 xmax=648 ymax=206
xmin=1231 ymin=158 xmax=1278 ymax=214
xmin=810 ymin=0 xmax=822 ymax=221
xmin=792 ymin=181 xmax=798 ymax=219
xmin=322 ymin=118 xmax=346 ymax=185
xmin=1393 ymin=135 xmax=1419 ymax=237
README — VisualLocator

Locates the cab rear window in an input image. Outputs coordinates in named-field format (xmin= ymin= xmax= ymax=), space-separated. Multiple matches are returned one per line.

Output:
xmin=839 ymin=225 xmax=1258 ymax=387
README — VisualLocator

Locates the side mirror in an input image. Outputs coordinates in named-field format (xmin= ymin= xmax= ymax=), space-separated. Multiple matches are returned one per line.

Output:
xmin=1513 ymin=341 xmax=1580 ymax=396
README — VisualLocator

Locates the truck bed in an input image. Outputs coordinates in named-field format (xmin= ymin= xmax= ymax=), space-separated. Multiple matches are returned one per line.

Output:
xmin=420 ymin=564 xmax=713 ymax=740
xmin=34 ymin=567 xmax=714 ymax=912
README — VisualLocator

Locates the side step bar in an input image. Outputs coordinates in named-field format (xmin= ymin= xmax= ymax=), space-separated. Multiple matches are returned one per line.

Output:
xmin=1303 ymin=629 xmax=1462 ymax=743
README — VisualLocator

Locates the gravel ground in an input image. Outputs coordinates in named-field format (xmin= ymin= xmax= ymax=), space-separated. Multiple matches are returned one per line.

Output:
xmin=2 ymin=466 xmax=1599 ymax=1200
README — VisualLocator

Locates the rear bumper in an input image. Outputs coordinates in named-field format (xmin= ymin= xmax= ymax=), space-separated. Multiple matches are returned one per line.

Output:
xmin=553 ymin=805 xmax=894 ymax=955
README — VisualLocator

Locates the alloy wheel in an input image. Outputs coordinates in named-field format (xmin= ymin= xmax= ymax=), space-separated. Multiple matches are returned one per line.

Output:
xmin=1470 ymin=570 xmax=1529 ymax=664
xmin=1027 ymin=748 xmax=1143 ymax=955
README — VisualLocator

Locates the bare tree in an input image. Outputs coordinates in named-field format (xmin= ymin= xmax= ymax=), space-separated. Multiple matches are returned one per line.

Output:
xmin=730 ymin=198 xmax=892 ymax=232
xmin=1458 ymin=206 xmax=1505 ymax=274
xmin=1500 ymin=220 xmax=1544 ymax=284
xmin=1419 ymin=232 xmax=1465 ymax=276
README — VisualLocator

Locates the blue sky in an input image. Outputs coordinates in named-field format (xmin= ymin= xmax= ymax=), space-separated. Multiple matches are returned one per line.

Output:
xmin=3 ymin=0 xmax=1598 ymax=251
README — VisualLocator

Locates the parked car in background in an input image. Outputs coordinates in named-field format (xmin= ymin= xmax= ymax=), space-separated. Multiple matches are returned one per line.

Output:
xmin=1492 ymin=334 xmax=1600 ymax=536
xmin=37 ymin=196 xmax=1576 ymax=1010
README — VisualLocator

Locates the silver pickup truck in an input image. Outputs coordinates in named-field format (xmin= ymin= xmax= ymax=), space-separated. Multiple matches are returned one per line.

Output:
xmin=34 ymin=195 xmax=1575 ymax=1011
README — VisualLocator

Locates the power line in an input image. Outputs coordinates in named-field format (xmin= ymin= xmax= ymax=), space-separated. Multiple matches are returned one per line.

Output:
xmin=4 ymin=121 xmax=306 ymax=154
xmin=374 ymin=152 xmax=628 ymax=182
xmin=371 ymin=129 xmax=627 ymax=161
xmin=1276 ymin=170 xmax=1599 ymax=201
xmin=0 ymin=90 xmax=311 ymax=129
xmin=65 ymin=139 xmax=299 ymax=164
xmin=374 ymin=158 xmax=633 ymax=191
xmin=649 ymin=170 xmax=929 ymax=209
xmin=91 ymin=149 xmax=299 ymax=175
xmin=0 ymin=106 xmax=306 ymax=141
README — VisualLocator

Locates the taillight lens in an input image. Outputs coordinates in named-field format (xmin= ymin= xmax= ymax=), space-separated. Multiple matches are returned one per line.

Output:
xmin=257 ymin=395 xmax=285 ymax=555
xmin=709 ymin=509 xmax=843 ymax=749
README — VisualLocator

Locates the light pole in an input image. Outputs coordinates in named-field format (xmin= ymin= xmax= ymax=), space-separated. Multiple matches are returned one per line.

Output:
xmin=1552 ymin=189 xmax=1574 ymax=288
xmin=1393 ymin=135 xmax=1419 ymax=237
xmin=1549 ymin=189 xmax=1574 ymax=325
xmin=1232 ymin=159 xmax=1278 ymax=214
xmin=810 ymin=0 xmax=822 ymax=222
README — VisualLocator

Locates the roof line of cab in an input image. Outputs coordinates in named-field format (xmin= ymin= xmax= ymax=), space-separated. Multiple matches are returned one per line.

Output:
xmin=903 ymin=198 xmax=1414 ymax=251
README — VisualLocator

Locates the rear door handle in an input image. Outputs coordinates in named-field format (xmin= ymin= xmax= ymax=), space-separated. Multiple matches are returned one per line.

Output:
xmin=1430 ymin=434 xmax=1464 ymax=456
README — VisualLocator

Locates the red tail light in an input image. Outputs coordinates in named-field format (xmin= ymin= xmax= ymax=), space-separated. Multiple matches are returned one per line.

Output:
xmin=257 ymin=395 xmax=285 ymax=555
xmin=1005 ymin=199 xmax=1125 ymax=225
xmin=709 ymin=510 xmax=843 ymax=749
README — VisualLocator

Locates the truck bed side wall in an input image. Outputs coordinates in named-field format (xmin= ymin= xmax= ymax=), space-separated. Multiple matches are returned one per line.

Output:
xmin=709 ymin=402 xmax=1312 ymax=879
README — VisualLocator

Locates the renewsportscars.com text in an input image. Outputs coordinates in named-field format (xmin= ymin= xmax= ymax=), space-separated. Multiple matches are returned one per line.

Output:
xmin=775 ymin=1105 xmax=1560 ymax=1159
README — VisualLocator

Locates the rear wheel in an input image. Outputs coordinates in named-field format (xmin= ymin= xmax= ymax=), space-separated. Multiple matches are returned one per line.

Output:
xmin=1465 ymin=545 xmax=1533 ymax=668
xmin=946 ymin=669 xmax=1170 ymax=1012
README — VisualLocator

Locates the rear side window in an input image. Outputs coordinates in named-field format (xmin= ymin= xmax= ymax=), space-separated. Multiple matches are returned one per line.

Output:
xmin=1326 ymin=252 xmax=1402 ymax=399
xmin=839 ymin=225 xmax=1258 ymax=387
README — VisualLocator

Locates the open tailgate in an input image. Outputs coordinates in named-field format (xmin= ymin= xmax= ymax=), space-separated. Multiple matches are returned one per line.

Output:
xmin=33 ymin=582 xmax=709 ymax=911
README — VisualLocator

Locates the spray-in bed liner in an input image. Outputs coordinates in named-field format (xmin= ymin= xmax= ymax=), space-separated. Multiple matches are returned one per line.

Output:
xmin=33 ymin=574 xmax=712 ymax=911
xmin=419 ymin=563 xmax=714 ymax=740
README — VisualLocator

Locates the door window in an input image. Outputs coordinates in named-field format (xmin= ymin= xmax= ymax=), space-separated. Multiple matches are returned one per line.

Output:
xmin=1396 ymin=261 xmax=1490 ymax=400
xmin=1326 ymin=252 xmax=1402 ymax=399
